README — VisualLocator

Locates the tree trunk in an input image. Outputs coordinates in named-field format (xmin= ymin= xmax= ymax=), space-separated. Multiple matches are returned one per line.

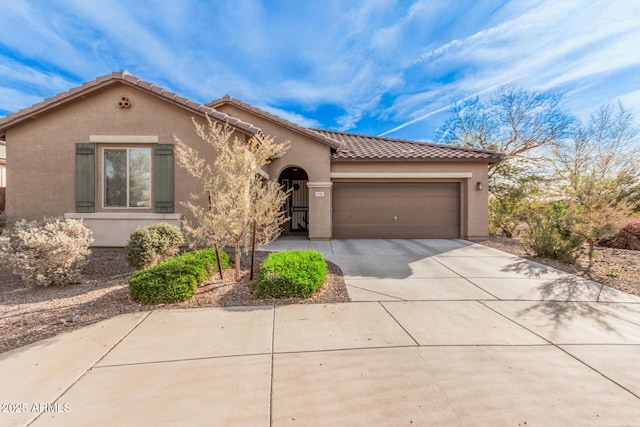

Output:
xmin=587 ymin=240 xmax=595 ymax=272
xmin=250 ymin=219 xmax=257 ymax=280
xmin=214 ymin=244 xmax=223 ymax=280
xmin=234 ymin=242 xmax=240 ymax=281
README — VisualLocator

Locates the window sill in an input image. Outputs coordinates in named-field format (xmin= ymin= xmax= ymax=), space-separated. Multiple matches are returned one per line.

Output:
xmin=65 ymin=212 xmax=181 ymax=220
xmin=63 ymin=213 xmax=182 ymax=247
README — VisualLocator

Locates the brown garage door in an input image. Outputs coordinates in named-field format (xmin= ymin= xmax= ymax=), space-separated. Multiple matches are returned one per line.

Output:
xmin=332 ymin=182 xmax=460 ymax=238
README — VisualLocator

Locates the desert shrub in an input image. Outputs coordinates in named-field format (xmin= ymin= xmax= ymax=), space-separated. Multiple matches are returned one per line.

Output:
xmin=192 ymin=248 xmax=232 ymax=271
xmin=255 ymin=250 xmax=328 ymax=298
xmin=129 ymin=260 xmax=199 ymax=304
xmin=125 ymin=222 xmax=184 ymax=268
xmin=605 ymin=218 xmax=640 ymax=250
xmin=522 ymin=202 xmax=584 ymax=263
xmin=129 ymin=248 xmax=231 ymax=304
xmin=0 ymin=217 xmax=93 ymax=286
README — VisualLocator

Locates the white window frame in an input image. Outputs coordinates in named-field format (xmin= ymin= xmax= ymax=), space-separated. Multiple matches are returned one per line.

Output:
xmin=102 ymin=146 xmax=152 ymax=209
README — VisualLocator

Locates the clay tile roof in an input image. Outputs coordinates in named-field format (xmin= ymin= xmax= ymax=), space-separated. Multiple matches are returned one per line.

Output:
xmin=314 ymin=129 xmax=503 ymax=162
xmin=0 ymin=71 xmax=264 ymax=139
xmin=208 ymin=96 xmax=342 ymax=150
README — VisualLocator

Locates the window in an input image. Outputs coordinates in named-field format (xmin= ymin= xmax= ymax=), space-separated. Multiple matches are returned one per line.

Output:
xmin=104 ymin=148 xmax=151 ymax=208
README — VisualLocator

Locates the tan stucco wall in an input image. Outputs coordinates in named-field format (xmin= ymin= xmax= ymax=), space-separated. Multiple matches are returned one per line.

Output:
xmin=331 ymin=161 xmax=490 ymax=239
xmin=3 ymin=83 xmax=242 ymax=244
xmin=3 ymin=84 xmax=491 ymax=244
xmin=0 ymin=143 xmax=5 ymax=187
xmin=64 ymin=213 xmax=181 ymax=247
xmin=215 ymin=104 xmax=333 ymax=239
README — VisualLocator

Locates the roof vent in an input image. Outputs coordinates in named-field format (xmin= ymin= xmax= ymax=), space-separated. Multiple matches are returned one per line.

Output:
xmin=118 ymin=96 xmax=131 ymax=108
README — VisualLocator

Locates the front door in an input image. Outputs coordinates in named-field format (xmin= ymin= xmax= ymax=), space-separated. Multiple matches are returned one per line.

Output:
xmin=279 ymin=167 xmax=309 ymax=233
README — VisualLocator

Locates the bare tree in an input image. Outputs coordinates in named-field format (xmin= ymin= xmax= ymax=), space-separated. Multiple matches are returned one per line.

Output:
xmin=438 ymin=85 xmax=575 ymax=236
xmin=174 ymin=116 xmax=290 ymax=280
xmin=554 ymin=102 xmax=639 ymax=269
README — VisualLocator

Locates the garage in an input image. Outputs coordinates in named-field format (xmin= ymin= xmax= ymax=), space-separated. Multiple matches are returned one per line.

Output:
xmin=332 ymin=182 xmax=460 ymax=239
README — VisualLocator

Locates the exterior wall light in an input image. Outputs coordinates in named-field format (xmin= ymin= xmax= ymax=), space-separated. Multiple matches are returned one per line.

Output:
xmin=476 ymin=181 xmax=483 ymax=191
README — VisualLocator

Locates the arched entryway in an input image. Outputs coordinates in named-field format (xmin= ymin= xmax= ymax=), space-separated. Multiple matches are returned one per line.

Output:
xmin=278 ymin=167 xmax=309 ymax=234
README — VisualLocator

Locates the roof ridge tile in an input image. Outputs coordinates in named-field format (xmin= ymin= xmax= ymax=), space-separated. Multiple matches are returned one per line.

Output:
xmin=208 ymin=96 xmax=342 ymax=149
xmin=0 ymin=72 xmax=264 ymax=138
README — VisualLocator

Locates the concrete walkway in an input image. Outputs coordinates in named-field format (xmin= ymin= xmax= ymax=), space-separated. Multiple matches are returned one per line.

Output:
xmin=2 ymin=239 xmax=640 ymax=426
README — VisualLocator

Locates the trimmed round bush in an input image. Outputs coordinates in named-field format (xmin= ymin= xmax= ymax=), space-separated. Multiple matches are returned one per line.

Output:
xmin=129 ymin=248 xmax=232 ymax=304
xmin=255 ymin=250 xmax=328 ymax=298
xmin=125 ymin=222 xmax=184 ymax=268
xmin=129 ymin=260 xmax=199 ymax=304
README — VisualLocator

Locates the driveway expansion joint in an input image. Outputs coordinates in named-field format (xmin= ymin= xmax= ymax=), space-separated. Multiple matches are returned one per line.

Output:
xmin=27 ymin=310 xmax=151 ymax=427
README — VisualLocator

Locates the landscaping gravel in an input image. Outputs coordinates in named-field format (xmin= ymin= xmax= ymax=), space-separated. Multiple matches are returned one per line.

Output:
xmin=478 ymin=237 xmax=640 ymax=297
xmin=0 ymin=250 xmax=349 ymax=354
xmin=2 ymin=238 xmax=638 ymax=355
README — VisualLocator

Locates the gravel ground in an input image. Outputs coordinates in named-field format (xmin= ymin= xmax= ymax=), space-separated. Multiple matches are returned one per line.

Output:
xmin=0 ymin=250 xmax=349 ymax=354
xmin=3 ymin=238 xmax=638 ymax=355
xmin=477 ymin=236 xmax=640 ymax=297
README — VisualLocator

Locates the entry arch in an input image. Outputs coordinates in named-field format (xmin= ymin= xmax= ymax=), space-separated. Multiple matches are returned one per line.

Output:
xmin=278 ymin=166 xmax=309 ymax=234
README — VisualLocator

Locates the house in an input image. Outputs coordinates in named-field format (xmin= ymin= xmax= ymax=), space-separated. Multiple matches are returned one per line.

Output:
xmin=0 ymin=140 xmax=6 ymax=187
xmin=0 ymin=72 xmax=502 ymax=246
xmin=0 ymin=140 xmax=5 ymax=211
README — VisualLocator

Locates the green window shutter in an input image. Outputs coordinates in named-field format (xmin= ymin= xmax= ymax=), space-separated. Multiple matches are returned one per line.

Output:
xmin=75 ymin=143 xmax=95 ymax=213
xmin=154 ymin=144 xmax=174 ymax=213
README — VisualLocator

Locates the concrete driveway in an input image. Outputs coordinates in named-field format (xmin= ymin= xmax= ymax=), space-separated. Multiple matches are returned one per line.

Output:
xmin=2 ymin=239 xmax=640 ymax=426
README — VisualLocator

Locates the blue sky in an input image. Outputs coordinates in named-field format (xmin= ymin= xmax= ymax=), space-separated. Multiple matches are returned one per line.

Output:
xmin=1 ymin=0 xmax=639 ymax=141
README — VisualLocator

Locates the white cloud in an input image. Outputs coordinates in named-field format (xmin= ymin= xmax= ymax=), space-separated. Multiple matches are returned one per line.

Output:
xmin=378 ymin=0 xmax=640 ymax=137
xmin=612 ymin=90 xmax=640 ymax=117
xmin=0 ymin=0 xmax=638 ymax=141
xmin=0 ymin=87 xmax=45 ymax=115
xmin=255 ymin=105 xmax=321 ymax=128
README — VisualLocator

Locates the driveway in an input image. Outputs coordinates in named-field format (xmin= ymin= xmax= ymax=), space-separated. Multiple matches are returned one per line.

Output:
xmin=2 ymin=239 xmax=640 ymax=426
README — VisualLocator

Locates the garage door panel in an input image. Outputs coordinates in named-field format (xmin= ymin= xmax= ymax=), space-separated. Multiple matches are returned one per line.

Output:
xmin=395 ymin=197 xmax=457 ymax=211
xmin=332 ymin=183 xmax=460 ymax=239
xmin=337 ymin=197 xmax=400 ymax=211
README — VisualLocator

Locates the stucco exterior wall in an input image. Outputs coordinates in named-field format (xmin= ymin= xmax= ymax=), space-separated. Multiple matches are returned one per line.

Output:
xmin=3 ymin=82 xmax=492 ymax=244
xmin=215 ymin=104 xmax=333 ymax=239
xmin=4 ymin=83 xmax=242 ymax=245
xmin=331 ymin=161 xmax=490 ymax=240
xmin=0 ymin=143 xmax=5 ymax=188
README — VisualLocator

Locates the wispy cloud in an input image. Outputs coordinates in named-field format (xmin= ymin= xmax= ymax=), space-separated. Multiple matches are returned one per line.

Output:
xmin=255 ymin=104 xmax=321 ymax=128
xmin=378 ymin=0 xmax=640 ymax=137
xmin=0 ymin=0 xmax=638 ymax=141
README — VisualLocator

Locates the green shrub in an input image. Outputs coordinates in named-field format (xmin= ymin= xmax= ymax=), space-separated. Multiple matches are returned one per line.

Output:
xmin=125 ymin=222 xmax=184 ymax=268
xmin=255 ymin=250 xmax=327 ymax=298
xmin=192 ymin=248 xmax=232 ymax=272
xmin=522 ymin=202 xmax=584 ymax=263
xmin=129 ymin=248 xmax=231 ymax=304
xmin=0 ymin=217 xmax=93 ymax=286
xmin=129 ymin=261 xmax=198 ymax=304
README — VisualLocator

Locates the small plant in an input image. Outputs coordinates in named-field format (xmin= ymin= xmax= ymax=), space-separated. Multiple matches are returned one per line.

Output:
xmin=125 ymin=222 xmax=184 ymax=268
xmin=129 ymin=248 xmax=231 ymax=304
xmin=0 ymin=217 xmax=93 ymax=286
xmin=604 ymin=268 xmax=619 ymax=278
xmin=522 ymin=202 xmax=583 ymax=263
xmin=255 ymin=250 xmax=328 ymax=298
